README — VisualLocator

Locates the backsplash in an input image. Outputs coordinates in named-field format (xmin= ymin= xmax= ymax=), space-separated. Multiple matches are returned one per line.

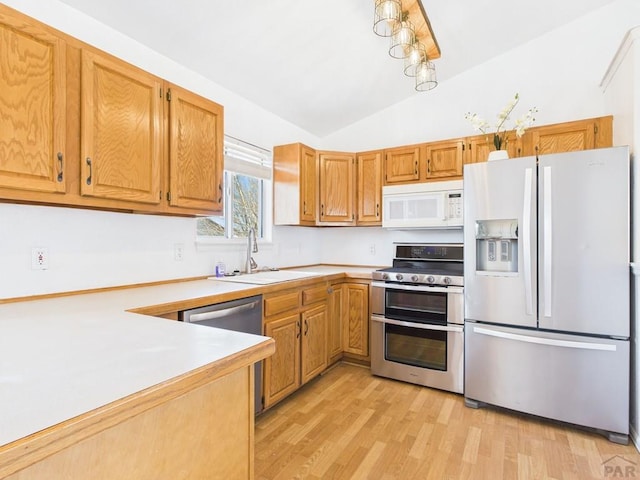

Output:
xmin=0 ymin=202 xmax=465 ymax=299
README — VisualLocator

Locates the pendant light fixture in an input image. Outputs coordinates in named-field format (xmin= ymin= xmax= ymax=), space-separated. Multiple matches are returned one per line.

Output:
xmin=389 ymin=16 xmax=415 ymax=59
xmin=373 ymin=0 xmax=402 ymax=37
xmin=372 ymin=0 xmax=441 ymax=92
xmin=415 ymin=60 xmax=437 ymax=91
xmin=404 ymin=40 xmax=427 ymax=77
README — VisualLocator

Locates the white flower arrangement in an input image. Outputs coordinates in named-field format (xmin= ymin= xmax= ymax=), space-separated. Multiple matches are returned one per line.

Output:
xmin=465 ymin=93 xmax=538 ymax=151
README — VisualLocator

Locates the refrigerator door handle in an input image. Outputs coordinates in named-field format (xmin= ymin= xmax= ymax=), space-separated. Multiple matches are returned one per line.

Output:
xmin=472 ymin=326 xmax=617 ymax=351
xmin=523 ymin=167 xmax=534 ymax=316
xmin=543 ymin=166 xmax=552 ymax=317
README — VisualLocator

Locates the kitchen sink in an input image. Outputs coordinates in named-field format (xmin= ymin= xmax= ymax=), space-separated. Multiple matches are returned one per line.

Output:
xmin=210 ymin=270 xmax=322 ymax=285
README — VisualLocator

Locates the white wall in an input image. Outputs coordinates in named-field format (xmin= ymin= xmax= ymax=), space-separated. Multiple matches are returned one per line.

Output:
xmin=602 ymin=25 xmax=640 ymax=450
xmin=0 ymin=202 xmax=324 ymax=298
xmin=602 ymin=26 xmax=640 ymax=262
xmin=2 ymin=0 xmax=640 ymax=299
xmin=318 ymin=227 xmax=462 ymax=267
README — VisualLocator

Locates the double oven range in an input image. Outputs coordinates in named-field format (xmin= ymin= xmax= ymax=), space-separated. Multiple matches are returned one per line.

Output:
xmin=371 ymin=243 xmax=464 ymax=394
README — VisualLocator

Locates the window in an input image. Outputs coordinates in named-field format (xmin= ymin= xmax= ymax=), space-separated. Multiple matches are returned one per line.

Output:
xmin=197 ymin=136 xmax=272 ymax=240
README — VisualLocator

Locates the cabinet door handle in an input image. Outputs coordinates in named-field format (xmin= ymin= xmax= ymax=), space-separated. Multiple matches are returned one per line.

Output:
xmin=218 ymin=184 xmax=222 ymax=203
xmin=296 ymin=320 xmax=301 ymax=338
xmin=57 ymin=152 xmax=63 ymax=182
xmin=303 ymin=201 xmax=307 ymax=215
xmin=86 ymin=157 xmax=92 ymax=185
xmin=376 ymin=203 xmax=379 ymax=217
xmin=414 ymin=161 xmax=418 ymax=175
xmin=427 ymin=159 xmax=431 ymax=174
xmin=321 ymin=204 xmax=324 ymax=217
xmin=304 ymin=319 xmax=309 ymax=336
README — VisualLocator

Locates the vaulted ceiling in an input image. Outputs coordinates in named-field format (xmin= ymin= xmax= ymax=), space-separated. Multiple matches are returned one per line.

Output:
xmin=57 ymin=0 xmax=619 ymax=137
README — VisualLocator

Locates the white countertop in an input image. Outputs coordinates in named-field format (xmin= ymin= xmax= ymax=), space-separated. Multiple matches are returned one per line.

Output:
xmin=0 ymin=265 xmax=374 ymax=447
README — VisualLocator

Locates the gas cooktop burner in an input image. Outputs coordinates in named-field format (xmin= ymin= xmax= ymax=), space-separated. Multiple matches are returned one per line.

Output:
xmin=372 ymin=243 xmax=464 ymax=287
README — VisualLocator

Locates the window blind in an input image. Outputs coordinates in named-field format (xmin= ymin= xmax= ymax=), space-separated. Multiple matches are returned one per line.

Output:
xmin=224 ymin=135 xmax=272 ymax=180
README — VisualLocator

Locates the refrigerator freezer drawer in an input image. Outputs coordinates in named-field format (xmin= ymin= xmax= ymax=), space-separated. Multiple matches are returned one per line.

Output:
xmin=465 ymin=323 xmax=629 ymax=435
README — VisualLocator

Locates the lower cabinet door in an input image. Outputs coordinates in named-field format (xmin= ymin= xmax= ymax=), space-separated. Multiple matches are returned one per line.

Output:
xmin=301 ymin=304 xmax=328 ymax=384
xmin=263 ymin=313 xmax=300 ymax=409
xmin=343 ymin=283 xmax=370 ymax=357
xmin=327 ymin=284 xmax=344 ymax=364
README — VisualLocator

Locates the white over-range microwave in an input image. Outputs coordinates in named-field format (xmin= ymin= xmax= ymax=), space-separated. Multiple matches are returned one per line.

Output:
xmin=382 ymin=179 xmax=463 ymax=229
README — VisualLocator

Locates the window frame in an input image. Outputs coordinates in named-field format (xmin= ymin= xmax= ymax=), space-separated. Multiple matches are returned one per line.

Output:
xmin=196 ymin=136 xmax=272 ymax=244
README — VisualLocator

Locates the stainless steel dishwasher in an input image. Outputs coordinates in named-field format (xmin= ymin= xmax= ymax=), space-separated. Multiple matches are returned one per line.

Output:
xmin=178 ymin=295 xmax=264 ymax=414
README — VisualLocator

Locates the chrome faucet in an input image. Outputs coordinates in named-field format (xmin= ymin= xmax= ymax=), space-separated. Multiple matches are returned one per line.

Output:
xmin=246 ymin=228 xmax=258 ymax=274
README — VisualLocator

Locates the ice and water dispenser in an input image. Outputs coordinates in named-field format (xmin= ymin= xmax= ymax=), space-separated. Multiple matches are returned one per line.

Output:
xmin=475 ymin=219 xmax=518 ymax=274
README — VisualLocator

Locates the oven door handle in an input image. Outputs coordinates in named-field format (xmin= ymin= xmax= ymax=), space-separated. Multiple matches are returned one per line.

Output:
xmin=371 ymin=281 xmax=463 ymax=295
xmin=371 ymin=315 xmax=464 ymax=333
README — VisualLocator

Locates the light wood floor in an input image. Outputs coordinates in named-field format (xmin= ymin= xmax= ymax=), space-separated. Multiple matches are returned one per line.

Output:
xmin=255 ymin=363 xmax=640 ymax=480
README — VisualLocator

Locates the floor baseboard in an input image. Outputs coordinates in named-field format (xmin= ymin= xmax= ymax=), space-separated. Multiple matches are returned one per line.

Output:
xmin=630 ymin=423 xmax=640 ymax=453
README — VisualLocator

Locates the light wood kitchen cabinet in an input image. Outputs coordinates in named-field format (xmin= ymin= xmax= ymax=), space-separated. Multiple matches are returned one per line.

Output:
xmin=262 ymin=282 xmax=329 ymax=409
xmin=327 ymin=284 xmax=345 ymax=365
xmin=424 ymin=139 xmax=464 ymax=179
xmin=384 ymin=145 xmax=421 ymax=184
xmin=300 ymin=284 xmax=328 ymax=383
xmin=318 ymin=151 xmax=356 ymax=225
xmin=0 ymin=4 xmax=224 ymax=216
xmin=464 ymin=132 xmax=523 ymax=164
xmin=356 ymin=150 xmax=383 ymax=225
xmin=167 ymin=84 xmax=224 ymax=212
xmin=273 ymin=146 xmax=373 ymax=227
xmin=342 ymin=282 xmax=370 ymax=359
xmin=80 ymin=51 xmax=224 ymax=212
xmin=80 ymin=49 xmax=163 ymax=205
xmin=0 ymin=9 xmax=67 ymax=195
xmin=300 ymin=147 xmax=318 ymax=223
xmin=2 ymin=345 xmax=271 ymax=480
xmin=263 ymin=313 xmax=301 ymax=408
xmin=465 ymin=117 xmax=613 ymax=163
xmin=525 ymin=116 xmax=612 ymax=155
xmin=273 ymin=143 xmax=317 ymax=225
xmin=300 ymin=304 xmax=328 ymax=384
xmin=264 ymin=290 xmax=300 ymax=317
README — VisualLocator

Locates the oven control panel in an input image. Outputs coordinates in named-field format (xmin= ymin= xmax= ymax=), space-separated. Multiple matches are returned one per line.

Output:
xmin=374 ymin=271 xmax=463 ymax=287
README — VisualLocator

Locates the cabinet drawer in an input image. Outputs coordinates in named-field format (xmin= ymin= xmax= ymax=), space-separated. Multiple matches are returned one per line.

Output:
xmin=264 ymin=291 xmax=300 ymax=317
xmin=302 ymin=285 xmax=328 ymax=306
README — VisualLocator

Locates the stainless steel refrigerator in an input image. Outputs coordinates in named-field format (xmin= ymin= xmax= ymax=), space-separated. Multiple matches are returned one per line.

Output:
xmin=463 ymin=146 xmax=630 ymax=444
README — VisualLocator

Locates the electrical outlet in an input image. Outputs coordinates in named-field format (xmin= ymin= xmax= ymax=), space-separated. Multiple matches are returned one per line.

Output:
xmin=31 ymin=247 xmax=49 ymax=270
xmin=174 ymin=243 xmax=184 ymax=261
xmin=369 ymin=244 xmax=376 ymax=255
